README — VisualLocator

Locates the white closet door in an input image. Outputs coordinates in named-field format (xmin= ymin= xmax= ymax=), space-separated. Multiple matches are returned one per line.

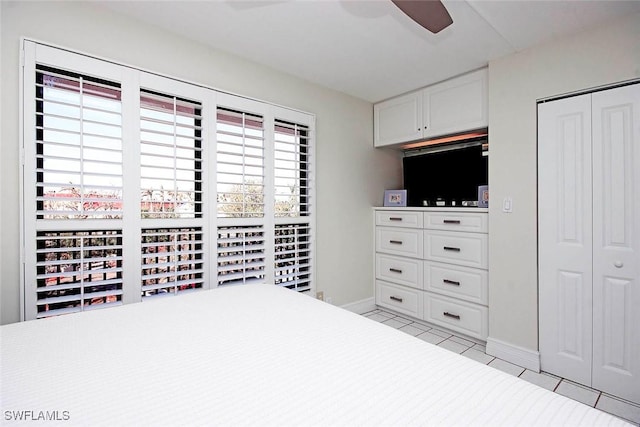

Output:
xmin=538 ymin=94 xmax=593 ymax=386
xmin=591 ymin=84 xmax=640 ymax=403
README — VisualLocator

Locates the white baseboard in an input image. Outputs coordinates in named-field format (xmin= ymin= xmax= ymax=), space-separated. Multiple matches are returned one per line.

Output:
xmin=341 ymin=297 xmax=376 ymax=314
xmin=486 ymin=337 xmax=541 ymax=372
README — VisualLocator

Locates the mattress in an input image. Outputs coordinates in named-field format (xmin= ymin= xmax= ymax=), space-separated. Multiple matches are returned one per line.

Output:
xmin=1 ymin=284 xmax=631 ymax=426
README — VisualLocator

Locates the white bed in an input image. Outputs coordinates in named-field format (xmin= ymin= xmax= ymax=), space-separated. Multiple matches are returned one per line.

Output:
xmin=1 ymin=285 xmax=631 ymax=426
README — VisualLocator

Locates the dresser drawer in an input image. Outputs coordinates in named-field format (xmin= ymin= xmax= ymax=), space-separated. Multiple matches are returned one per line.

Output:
xmin=424 ymin=230 xmax=487 ymax=269
xmin=423 ymin=293 xmax=488 ymax=340
xmin=376 ymin=254 xmax=423 ymax=290
xmin=424 ymin=261 xmax=488 ymax=305
xmin=376 ymin=227 xmax=423 ymax=258
xmin=376 ymin=210 xmax=423 ymax=228
xmin=376 ymin=281 xmax=422 ymax=318
xmin=424 ymin=211 xmax=488 ymax=233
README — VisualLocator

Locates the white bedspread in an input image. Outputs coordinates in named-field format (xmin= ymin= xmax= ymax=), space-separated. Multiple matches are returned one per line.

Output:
xmin=1 ymin=285 xmax=631 ymax=426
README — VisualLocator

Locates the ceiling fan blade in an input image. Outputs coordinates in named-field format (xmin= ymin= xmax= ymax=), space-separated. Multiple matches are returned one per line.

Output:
xmin=391 ymin=0 xmax=453 ymax=34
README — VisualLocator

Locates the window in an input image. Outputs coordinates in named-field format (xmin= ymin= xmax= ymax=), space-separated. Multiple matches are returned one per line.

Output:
xmin=35 ymin=230 xmax=123 ymax=318
xmin=274 ymin=224 xmax=311 ymax=292
xmin=22 ymin=41 xmax=314 ymax=320
xmin=29 ymin=60 xmax=125 ymax=319
xmin=35 ymin=65 xmax=123 ymax=219
xmin=141 ymin=228 xmax=204 ymax=297
xmin=140 ymin=91 xmax=203 ymax=219
xmin=216 ymin=107 xmax=265 ymax=218
xmin=216 ymin=225 xmax=265 ymax=286
xmin=273 ymin=117 xmax=313 ymax=292
xmin=274 ymin=120 xmax=310 ymax=217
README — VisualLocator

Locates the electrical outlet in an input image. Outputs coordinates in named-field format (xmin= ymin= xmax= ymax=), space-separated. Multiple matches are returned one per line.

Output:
xmin=316 ymin=291 xmax=324 ymax=301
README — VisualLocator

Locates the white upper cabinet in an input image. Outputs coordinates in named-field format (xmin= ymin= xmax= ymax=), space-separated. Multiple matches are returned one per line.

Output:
xmin=423 ymin=68 xmax=488 ymax=139
xmin=374 ymin=68 xmax=488 ymax=147
xmin=374 ymin=91 xmax=423 ymax=147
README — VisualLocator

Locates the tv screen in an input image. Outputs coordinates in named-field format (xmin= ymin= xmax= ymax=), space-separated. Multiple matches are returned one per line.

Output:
xmin=402 ymin=142 xmax=488 ymax=207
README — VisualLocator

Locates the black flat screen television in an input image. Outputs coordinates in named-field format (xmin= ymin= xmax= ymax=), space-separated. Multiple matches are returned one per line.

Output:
xmin=402 ymin=141 xmax=488 ymax=207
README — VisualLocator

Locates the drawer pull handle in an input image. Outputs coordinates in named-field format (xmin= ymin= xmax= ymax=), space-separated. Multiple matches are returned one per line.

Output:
xmin=443 ymin=312 xmax=460 ymax=320
xmin=443 ymin=246 xmax=461 ymax=252
xmin=389 ymin=268 xmax=403 ymax=274
xmin=390 ymin=296 xmax=403 ymax=303
xmin=389 ymin=240 xmax=403 ymax=245
xmin=389 ymin=217 xmax=403 ymax=221
xmin=443 ymin=219 xmax=461 ymax=224
xmin=443 ymin=279 xmax=460 ymax=286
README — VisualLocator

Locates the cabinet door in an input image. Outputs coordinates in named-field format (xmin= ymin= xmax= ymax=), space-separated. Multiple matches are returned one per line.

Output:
xmin=374 ymin=91 xmax=422 ymax=147
xmin=538 ymin=94 xmax=593 ymax=387
xmin=591 ymin=84 xmax=640 ymax=404
xmin=423 ymin=69 xmax=487 ymax=138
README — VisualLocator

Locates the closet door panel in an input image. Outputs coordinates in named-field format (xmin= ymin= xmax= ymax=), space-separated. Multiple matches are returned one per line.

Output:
xmin=538 ymin=94 xmax=593 ymax=386
xmin=592 ymin=84 xmax=640 ymax=403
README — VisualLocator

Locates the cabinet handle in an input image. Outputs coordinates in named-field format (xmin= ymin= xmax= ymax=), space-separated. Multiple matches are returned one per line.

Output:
xmin=389 ymin=268 xmax=403 ymax=274
xmin=389 ymin=217 xmax=403 ymax=221
xmin=443 ymin=246 xmax=461 ymax=252
xmin=443 ymin=312 xmax=460 ymax=320
xmin=390 ymin=296 xmax=403 ymax=303
xmin=443 ymin=279 xmax=460 ymax=286
xmin=443 ymin=219 xmax=461 ymax=224
xmin=389 ymin=240 xmax=403 ymax=245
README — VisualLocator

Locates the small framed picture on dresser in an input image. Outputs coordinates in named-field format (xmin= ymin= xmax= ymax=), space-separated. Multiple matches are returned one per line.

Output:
xmin=383 ymin=190 xmax=407 ymax=207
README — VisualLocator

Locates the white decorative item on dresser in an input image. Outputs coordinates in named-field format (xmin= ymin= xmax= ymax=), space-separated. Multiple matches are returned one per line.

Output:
xmin=373 ymin=68 xmax=488 ymax=147
xmin=374 ymin=207 xmax=489 ymax=340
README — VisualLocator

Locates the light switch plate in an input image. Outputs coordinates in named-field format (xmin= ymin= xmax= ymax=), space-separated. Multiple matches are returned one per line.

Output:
xmin=503 ymin=197 xmax=513 ymax=213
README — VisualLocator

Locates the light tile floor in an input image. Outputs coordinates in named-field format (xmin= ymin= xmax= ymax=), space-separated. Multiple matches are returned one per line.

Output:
xmin=362 ymin=308 xmax=640 ymax=426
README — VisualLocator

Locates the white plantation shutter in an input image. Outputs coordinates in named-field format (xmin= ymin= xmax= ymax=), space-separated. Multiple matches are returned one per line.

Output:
xmin=35 ymin=66 xmax=123 ymax=219
xmin=274 ymin=223 xmax=312 ymax=292
xmin=141 ymin=228 xmax=204 ymax=297
xmin=272 ymin=112 xmax=314 ymax=292
xmin=217 ymin=224 xmax=266 ymax=286
xmin=274 ymin=120 xmax=311 ymax=217
xmin=140 ymin=91 xmax=203 ymax=219
xmin=35 ymin=230 xmax=124 ymax=318
xmin=138 ymin=77 xmax=210 ymax=300
xmin=216 ymin=107 xmax=265 ymax=218
xmin=23 ymin=42 xmax=315 ymax=320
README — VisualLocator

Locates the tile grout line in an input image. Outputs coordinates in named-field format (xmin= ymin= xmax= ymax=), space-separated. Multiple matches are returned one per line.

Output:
xmin=593 ymin=392 xmax=602 ymax=408
xmin=365 ymin=309 xmax=640 ymax=422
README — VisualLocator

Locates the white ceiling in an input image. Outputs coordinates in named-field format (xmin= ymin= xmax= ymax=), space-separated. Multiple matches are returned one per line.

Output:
xmin=96 ymin=0 xmax=640 ymax=103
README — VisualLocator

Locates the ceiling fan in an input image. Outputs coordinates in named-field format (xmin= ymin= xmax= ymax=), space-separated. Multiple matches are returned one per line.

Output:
xmin=391 ymin=0 xmax=453 ymax=34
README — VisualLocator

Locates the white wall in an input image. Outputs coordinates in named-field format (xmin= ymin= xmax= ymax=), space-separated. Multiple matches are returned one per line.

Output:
xmin=488 ymin=13 xmax=640 ymax=351
xmin=0 ymin=1 xmax=402 ymax=324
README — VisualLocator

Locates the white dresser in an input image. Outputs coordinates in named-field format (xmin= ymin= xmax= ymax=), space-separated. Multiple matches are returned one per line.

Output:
xmin=374 ymin=208 xmax=489 ymax=340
